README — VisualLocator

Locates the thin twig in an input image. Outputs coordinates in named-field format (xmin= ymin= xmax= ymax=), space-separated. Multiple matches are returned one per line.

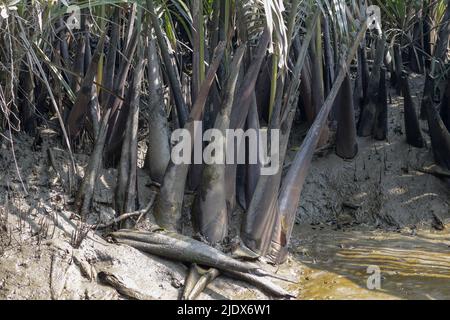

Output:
xmin=94 ymin=199 xmax=154 ymax=230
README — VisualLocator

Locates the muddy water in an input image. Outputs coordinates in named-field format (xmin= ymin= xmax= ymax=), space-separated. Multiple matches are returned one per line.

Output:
xmin=284 ymin=224 xmax=450 ymax=300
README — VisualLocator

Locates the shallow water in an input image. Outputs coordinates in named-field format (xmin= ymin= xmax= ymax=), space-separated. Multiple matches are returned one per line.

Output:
xmin=285 ymin=224 xmax=450 ymax=299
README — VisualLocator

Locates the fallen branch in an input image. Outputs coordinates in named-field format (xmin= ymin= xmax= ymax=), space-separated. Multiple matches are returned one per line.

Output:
xmin=186 ymin=268 xmax=220 ymax=300
xmin=109 ymin=229 xmax=296 ymax=283
xmin=224 ymin=269 xmax=294 ymax=299
xmin=93 ymin=199 xmax=155 ymax=229
xmin=97 ymin=271 xmax=154 ymax=300
xmin=181 ymin=264 xmax=201 ymax=300
xmin=416 ymin=164 xmax=450 ymax=178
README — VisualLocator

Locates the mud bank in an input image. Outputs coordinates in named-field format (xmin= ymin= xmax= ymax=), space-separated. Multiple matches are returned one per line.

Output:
xmin=1 ymin=74 xmax=449 ymax=300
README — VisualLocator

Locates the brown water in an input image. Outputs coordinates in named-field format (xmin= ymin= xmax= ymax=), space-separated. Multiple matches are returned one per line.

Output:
xmin=284 ymin=224 xmax=450 ymax=300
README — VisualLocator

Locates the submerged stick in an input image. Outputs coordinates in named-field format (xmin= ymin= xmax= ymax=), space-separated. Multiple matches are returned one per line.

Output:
xmin=224 ymin=269 xmax=294 ymax=299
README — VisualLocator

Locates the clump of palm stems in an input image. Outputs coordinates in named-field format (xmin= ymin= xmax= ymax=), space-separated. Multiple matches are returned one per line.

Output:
xmin=1 ymin=0 xmax=449 ymax=299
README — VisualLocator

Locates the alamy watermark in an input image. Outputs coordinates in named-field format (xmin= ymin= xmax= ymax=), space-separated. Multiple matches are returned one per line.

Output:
xmin=171 ymin=121 xmax=280 ymax=176
xmin=366 ymin=265 xmax=381 ymax=290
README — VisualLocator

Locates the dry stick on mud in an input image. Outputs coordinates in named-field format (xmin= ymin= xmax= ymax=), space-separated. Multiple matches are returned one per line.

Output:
xmin=241 ymin=9 xmax=320 ymax=257
xmin=401 ymin=72 xmax=425 ymax=148
xmin=267 ymin=20 xmax=369 ymax=264
xmin=47 ymin=148 xmax=67 ymax=191
xmin=153 ymin=41 xmax=226 ymax=231
xmin=186 ymin=267 xmax=220 ymax=300
xmin=97 ymin=271 xmax=154 ymax=300
xmin=94 ymin=199 xmax=155 ymax=230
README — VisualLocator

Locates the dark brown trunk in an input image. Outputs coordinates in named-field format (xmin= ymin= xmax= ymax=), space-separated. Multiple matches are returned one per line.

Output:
xmin=409 ymin=21 xmax=424 ymax=73
xmin=373 ymin=67 xmax=388 ymax=140
xmin=421 ymin=1 xmax=450 ymax=119
xmin=101 ymin=7 xmax=119 ymax=105
xmin=299 ymin=54 xmax=314 ymax=123
xmin=393 ymin=43 xmax=403 ymax=95
xmin=358 ymin=35 xmax=385 ymax=137
xmin=71 ymin=9 xmax=87 ymax=93
xmin=336 ymin=73 xmax=358 ymax=159
xmin=439 ymin=76 xmax=450 ymax=130
xmin=425 ymin=94 xmax=450 ymax=170
xmin=401 ymin=73 xmax=425 ymax=148
xmin=323 ymin=15 xmax=335 ymax=100
xmin=66 ymin=34 xmax=106 ymax=140
xmin=309 ymin=18 xmax=329 ymax=146
xmin=18 ymin=67 xmax=36 ymax=135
